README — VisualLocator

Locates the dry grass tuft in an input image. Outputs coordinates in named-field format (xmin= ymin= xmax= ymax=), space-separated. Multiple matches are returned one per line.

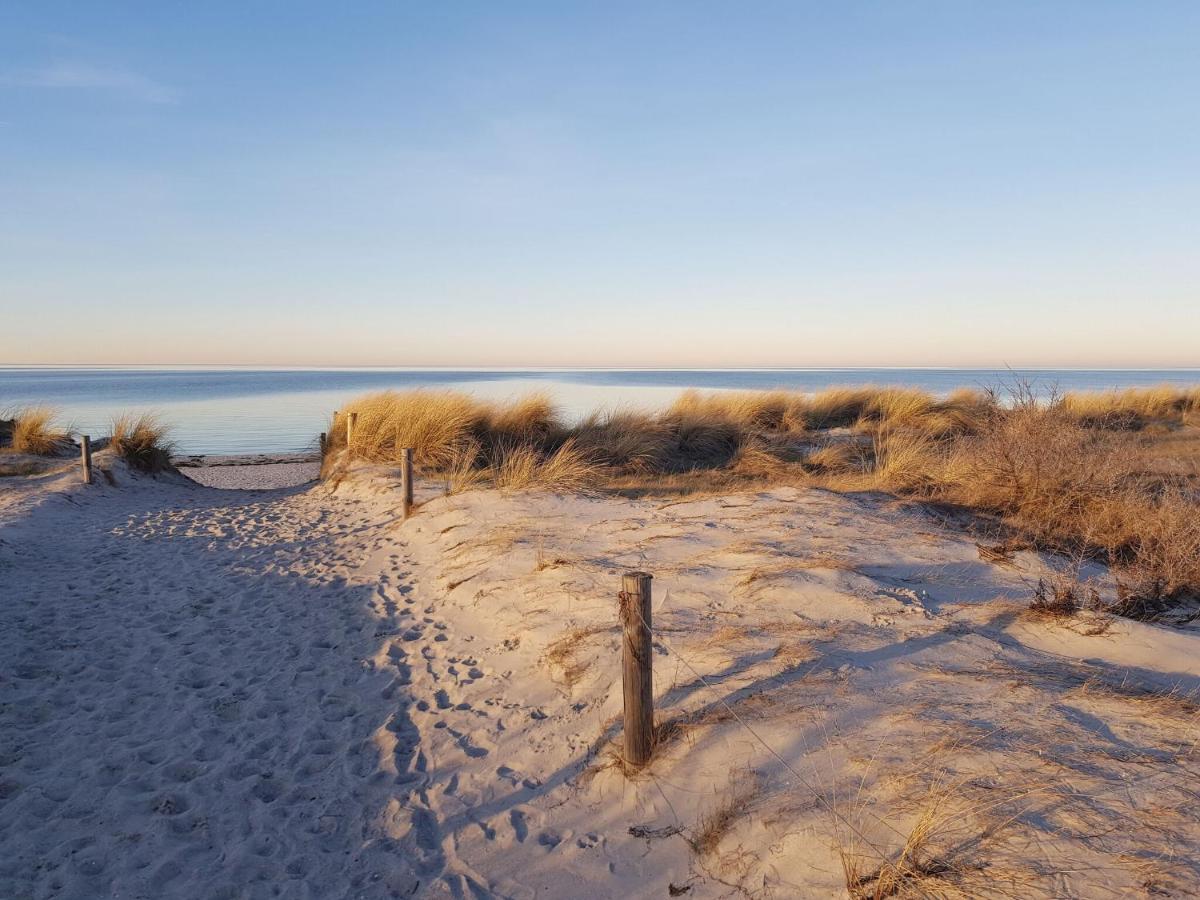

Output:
xmin=668 ymin=390 xmax=806 ymax=432
xmin=544 ymin=625 xmax=613 ymax=686
xmin=111 ymin=413 xmax=174 ymax=473
xmin=330 ymin=390 xmax=482 ymax=469
xmin=493 ymin=438 xmax=599 ymax=492
xmin=572 ymin=409 xmax=671 ymax=471
xmin=1062 ymin=385 xmax=1200 ymax=429
xmin=840 ymin=781 xmax=964 ymax=900
xmin=689 ymin=771 xmax=764 ymax=857
xmin=804 ymin=387 xmax=879 ymax=429
xmin=9 ymin=407 xmax=70 ymax=455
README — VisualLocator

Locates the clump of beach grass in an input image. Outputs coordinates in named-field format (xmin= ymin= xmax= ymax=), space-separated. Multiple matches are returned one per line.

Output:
xmin=9 ymin=406 xmax=70 ymax=455
xmin=688 ymin=770 xmax=764 ymax=857
xmin=1062 ymin=385 xmax=1200 ymax=429
xmin=492 ymin=438 xmax=600 ymax=492
xmin=111 ymin=413 xmax=174 ymax=473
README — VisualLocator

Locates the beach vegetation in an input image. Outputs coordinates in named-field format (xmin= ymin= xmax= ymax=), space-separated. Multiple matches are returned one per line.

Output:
xmin=111 ymin=413 xmax=175 ymax=473
xmin=326 ymin=383 xmax=1200 ymax=608
xmin=7 ymin=406 xmax=70 ymax=455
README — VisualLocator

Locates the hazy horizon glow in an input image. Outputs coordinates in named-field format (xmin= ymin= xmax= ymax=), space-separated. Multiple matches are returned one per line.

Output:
xmin=2 ymin=3 xmax=1198 ymax=368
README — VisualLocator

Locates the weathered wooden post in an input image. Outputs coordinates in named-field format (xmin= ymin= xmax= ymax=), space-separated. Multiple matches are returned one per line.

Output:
xmin=346 ymin=412 xmax=357 ymax=450
xmin=80 ymin=435 xmax=93 ymax=485
xmin=319 ymin=432 xmax=327 ymax=454
xmin=620 ymin=572 xmax=654 ymax=767
xmin=400 ymin=447 xmax=414 ymax=519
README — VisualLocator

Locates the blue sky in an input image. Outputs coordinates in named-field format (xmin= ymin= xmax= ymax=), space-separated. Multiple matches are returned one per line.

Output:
xmin=2 ymin=2 xmax=1197 ymax=367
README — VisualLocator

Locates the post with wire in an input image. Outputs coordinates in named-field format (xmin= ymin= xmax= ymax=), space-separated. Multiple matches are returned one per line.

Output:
xmin=400 ymin=447 xmax=414 ymax=519
xmin=619 ymin=571 xmax=654 ymax=767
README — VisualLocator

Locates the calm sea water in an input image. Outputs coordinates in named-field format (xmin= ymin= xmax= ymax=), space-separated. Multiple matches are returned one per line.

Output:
xmin=2 ymin=367 xmax=1198 ymax=456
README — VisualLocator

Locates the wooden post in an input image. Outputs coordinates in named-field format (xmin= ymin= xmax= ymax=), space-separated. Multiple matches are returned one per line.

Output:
xmin=319 ymin=432 xmax=327 ymax=454
xmin=620 ymin=572 xmax=654 ymax=767
xmin=80 ymin=435 xmax=93 ymax=485
xmin=400 ymin=447 xmax=414 ymax=519
xmin=346 ymin=412 xmax=357 ymax=449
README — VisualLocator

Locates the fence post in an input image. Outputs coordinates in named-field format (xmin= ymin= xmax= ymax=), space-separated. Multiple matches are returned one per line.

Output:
xmin=620 ymin=572 xmax=654 ymax=767
xmin=319 ymin=432 xmax=327 ymax=454
xmin=80 ymin=435 xmax=92 ymax=485
xmin=401 ymin=447 xmax=414 ymax=519
xmin=347 ymin=412 xmax=357 ymax=450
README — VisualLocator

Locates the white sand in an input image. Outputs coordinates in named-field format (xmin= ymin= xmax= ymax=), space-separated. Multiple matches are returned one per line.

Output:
xmin=3 ymin=453 xmax=1199 ymax=898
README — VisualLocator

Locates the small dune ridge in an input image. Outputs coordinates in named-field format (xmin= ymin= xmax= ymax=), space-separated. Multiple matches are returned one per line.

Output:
xmin=324 ymin=384 xmax=1200 ymax=608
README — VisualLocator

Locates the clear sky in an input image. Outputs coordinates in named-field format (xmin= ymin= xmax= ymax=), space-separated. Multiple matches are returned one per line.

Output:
xmin=2 ymin=2 xmax=1197 ymax=368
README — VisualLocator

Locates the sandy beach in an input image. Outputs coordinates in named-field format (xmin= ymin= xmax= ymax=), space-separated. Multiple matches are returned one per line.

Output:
xmin=2 ymin=449 xmax=1199 ymax=898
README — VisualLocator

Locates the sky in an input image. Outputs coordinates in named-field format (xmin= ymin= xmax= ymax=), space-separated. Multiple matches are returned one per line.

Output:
xmin=1 ymin=2 xmax=1198 ymax=368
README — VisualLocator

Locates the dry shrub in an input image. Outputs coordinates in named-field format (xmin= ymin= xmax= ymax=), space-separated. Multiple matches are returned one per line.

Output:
xmin=935 ymin=405 xmax=1128 ymax=544
xmin=111 ymin=413 xmax=174 ymax=473
xmin=870 ymin=400 xmax=1200 ymax=602
xmin=1029 ymin=575 xmax=1097 ymax=618
xmin=1106 ymin=487 xmax=1200 ymax=616
xmin=10 ymin=407 xmax=69 ymax=455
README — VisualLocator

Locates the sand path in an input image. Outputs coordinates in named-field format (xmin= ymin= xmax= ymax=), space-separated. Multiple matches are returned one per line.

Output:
xmin=7 ymin=464 xmax=1200 ymax=898
xmin=0 ymin=477 xmax=447 ymax=899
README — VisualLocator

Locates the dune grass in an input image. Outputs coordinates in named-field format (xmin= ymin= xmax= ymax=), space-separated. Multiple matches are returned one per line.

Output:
xmin=1062 ymin=385 xmax=1200 ymax=429
xmin=7 ymin=406 xmax=70 ymax=455
xmin=111 ymin=413 xmax=175 ymax=473
xmin=326 ymin=383 xmax=1200 ymax=607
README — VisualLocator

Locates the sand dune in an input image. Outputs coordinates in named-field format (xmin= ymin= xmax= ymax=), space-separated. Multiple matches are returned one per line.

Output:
xmin=2 ymin=456 xmax=1199 ymax=897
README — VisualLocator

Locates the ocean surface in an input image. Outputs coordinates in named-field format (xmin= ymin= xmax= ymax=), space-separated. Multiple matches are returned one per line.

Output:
xmin=2 ymin=367 xmax=1198 ymax=456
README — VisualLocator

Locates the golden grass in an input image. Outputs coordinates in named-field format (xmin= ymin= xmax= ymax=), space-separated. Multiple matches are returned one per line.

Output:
xmin=667 ymin=389 xmax=806 ymax=432
xmin=324 ymin=385 xmax=1200 ymax=600
xmin=492 ymin=438 xmax=600 ymax=492
xmin=571 ymin=409 xmax=670 ymax=471
xmin=9 ymin=406 xmax=69 ymax=455
xmin=1062 ymin=385 xmax=1200 ymax=429
xmin=688 ymin=770 xmax=764 ymax=857
xmin=328 ymin=390 xmax=482 ymax=469
xmin=111 ymin=413 xmax=174 ymax=473
xmin=840 ymin=785 xmax=959 ymax=900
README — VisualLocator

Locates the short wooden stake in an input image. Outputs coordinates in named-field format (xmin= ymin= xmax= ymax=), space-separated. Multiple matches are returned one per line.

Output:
xmin=400 ymin=447 xmax=414 ymax=519
xmin=319 ymin=432 xmax=327 ymax=454
xmin=346 ymin=412 xmax=357 ymax=449
xmin=80 ymin=435 xmax=93 ymax=485
xmin=620 ymin=572 xmax=654 ymax=767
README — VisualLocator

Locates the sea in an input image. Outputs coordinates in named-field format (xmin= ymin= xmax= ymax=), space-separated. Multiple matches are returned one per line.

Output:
xmin=2 ymin=367 xmax=1197 ymax=456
